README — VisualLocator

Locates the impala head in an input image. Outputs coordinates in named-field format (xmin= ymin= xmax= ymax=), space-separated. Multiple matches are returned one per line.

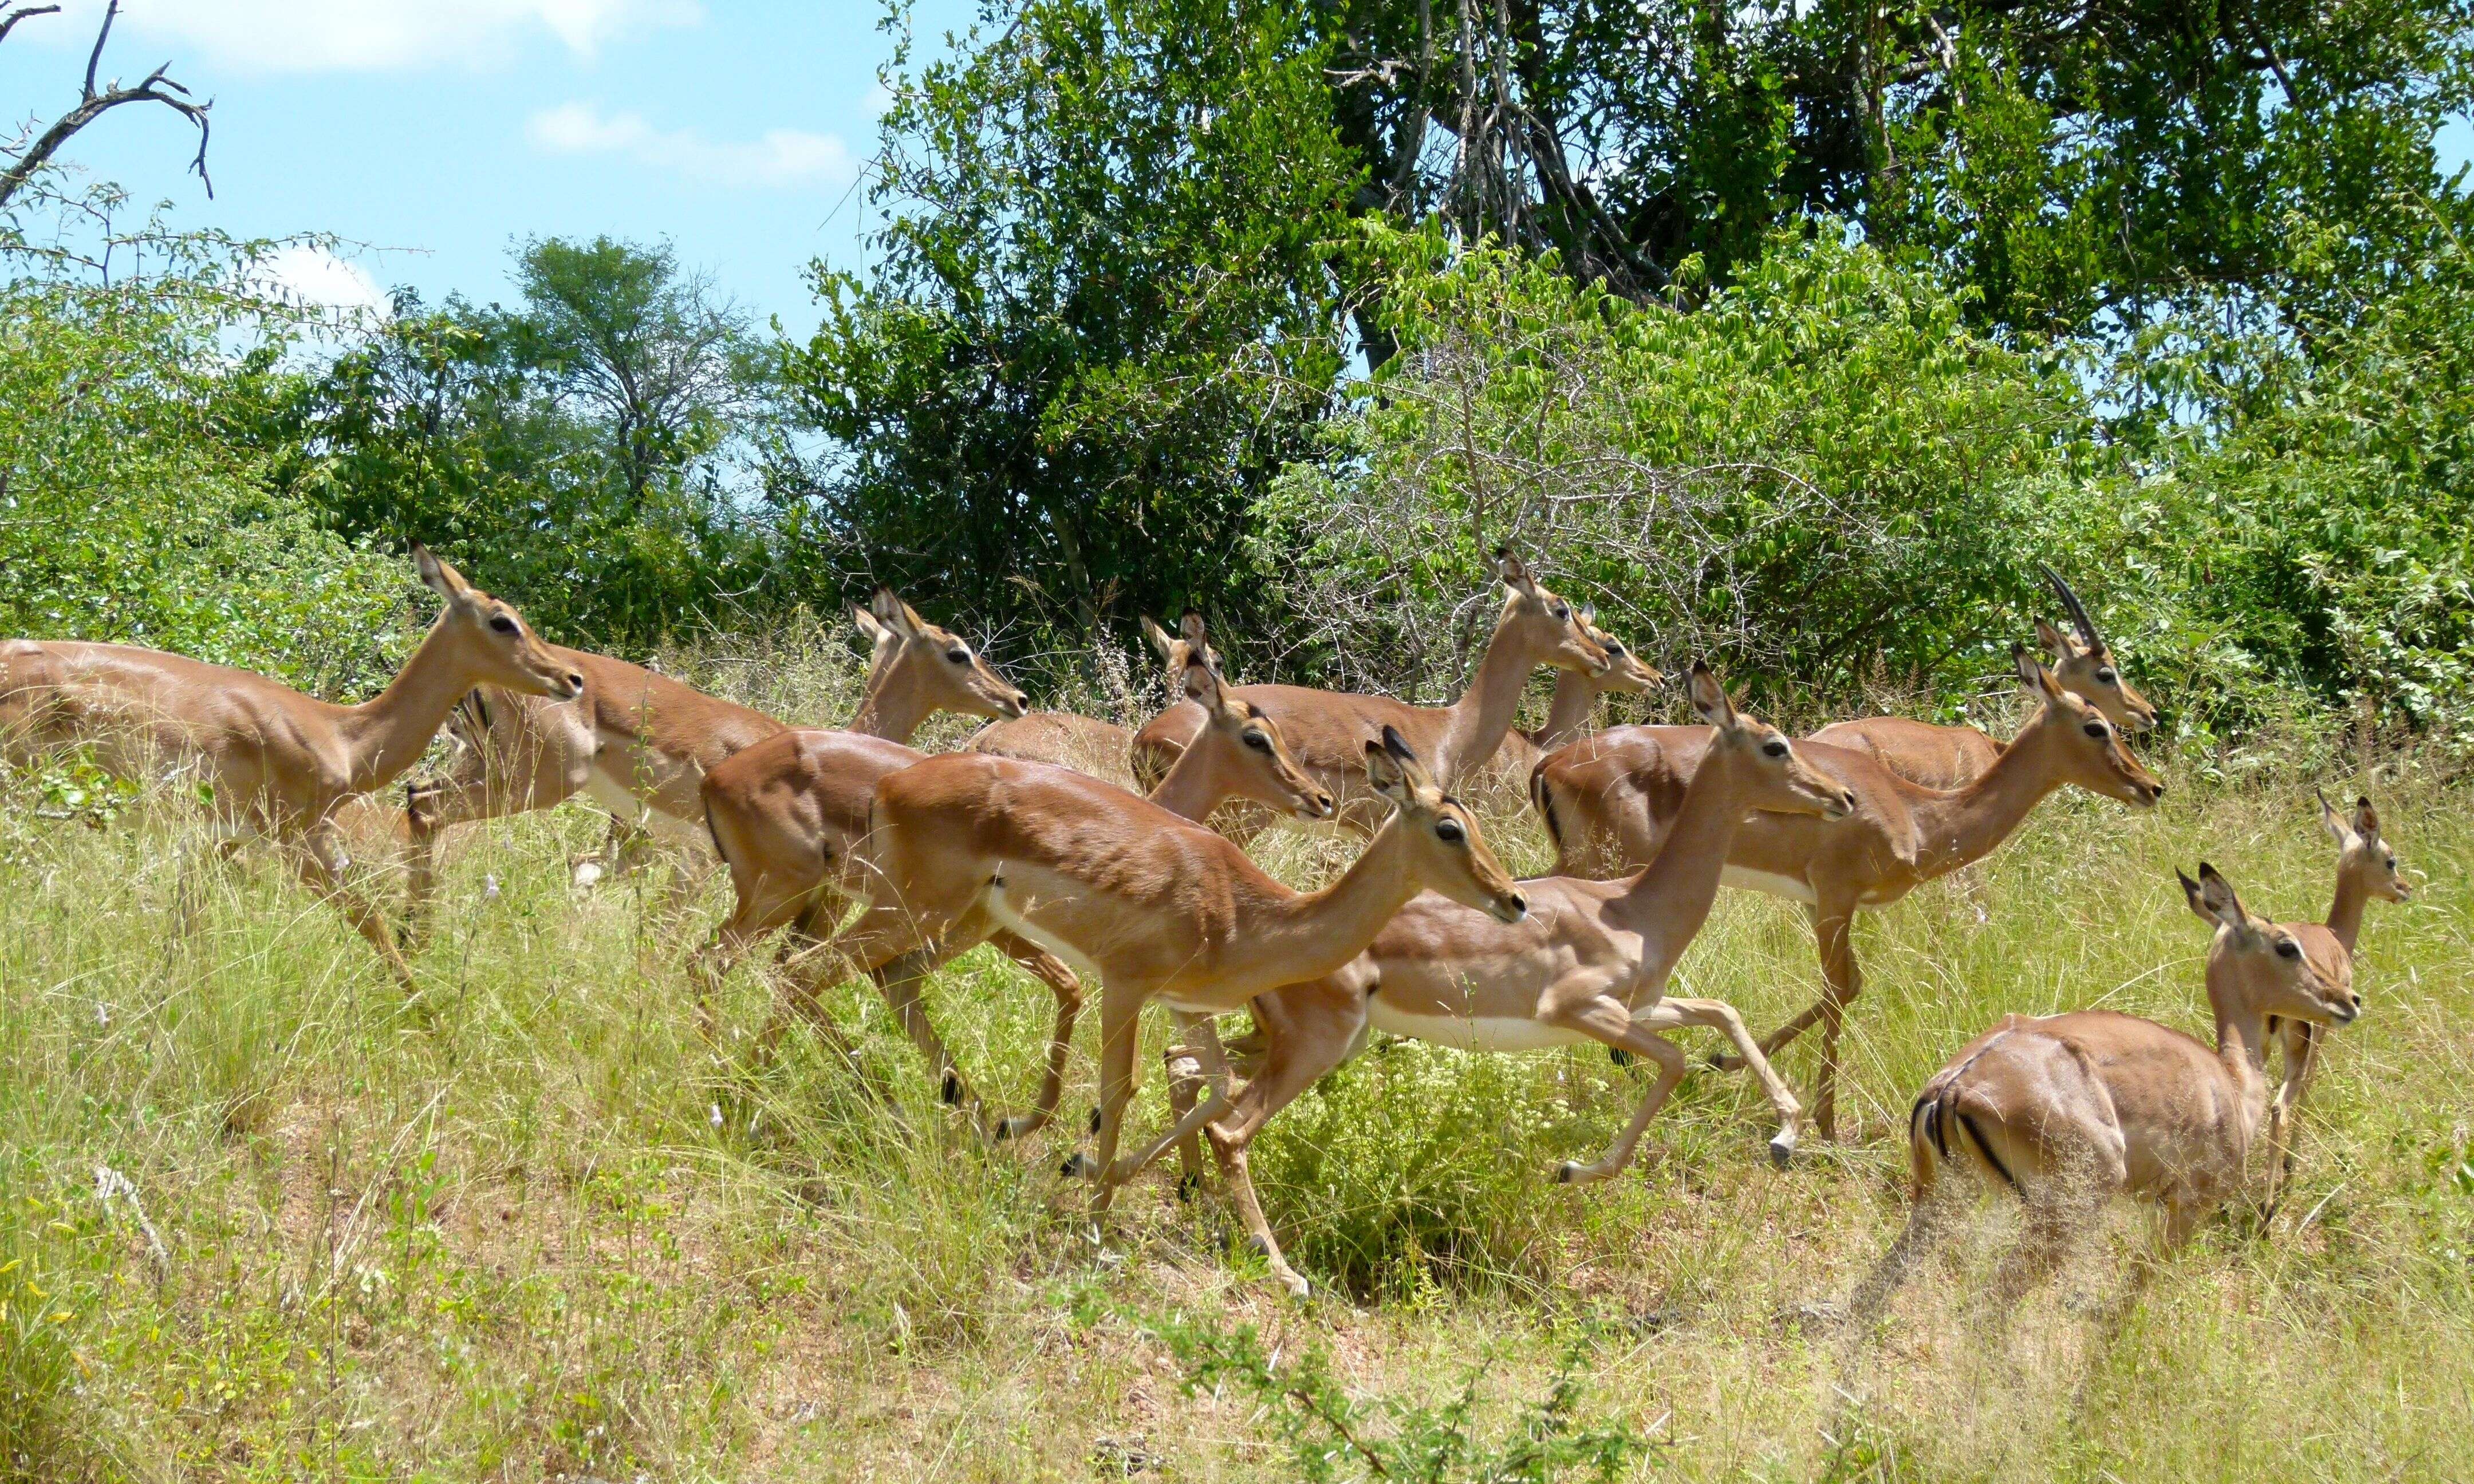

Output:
xmin=854 ymin=588 xmax=1029 ymax=721
xmin=413 ymin=543 xmax=582 ymax=702
xmin=2012 ymin=644 xmax=2165 ymax=807
xmin=2320 ymin=788 xmax=2411 ymax=905
xmin=2180 ymin=862 xmax=2359 ymax=1028
xmin=2036 ymin=565 xmax=2158 ymax=735
xmin=1364 ymin=724 xmax=1526 ymax=923
xmin=1141 ymin=612 xmax=1224 ymax=699
xmin=1184 ymin=659 xmax=1334 ymax=821
xmin=1495 ymin=547 xmax=1611 ymax=677
xmin=1578 ymin=609 xmax=1665 ymax=693
xmin=1689 ymin=662 xmax=1855 ymax=820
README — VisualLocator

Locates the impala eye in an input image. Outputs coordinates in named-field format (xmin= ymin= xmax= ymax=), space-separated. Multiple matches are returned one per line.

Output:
xmin=489 ymin=615 xmax=518 ymax=635
xmin=1435 ymin=818 xmax=1466 ymax=844
xmin=947 ymin=648 xmax=970 ymax=664
xmin=2097 ymin=668 xmax=2118 ymax=684
xmin=2083 ymin=721 xmax=2109 ymax=739
xmin=1762 ymin=740 xmax=1790 ymax=759
xmin=1243 ymin=731 xmax=1270 ymax=751
xmin=2275 ymin=940 xmax=2302 ymax=961
xmin=1552 ymin=604 xmax=1570 ymax=621
xmin=1604 ymin=640 xmax=1624 ymax=654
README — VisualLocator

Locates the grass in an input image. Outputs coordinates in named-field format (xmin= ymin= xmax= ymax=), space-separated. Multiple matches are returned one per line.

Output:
xmin=2 ymin=685 xmax=2470 ymax=1480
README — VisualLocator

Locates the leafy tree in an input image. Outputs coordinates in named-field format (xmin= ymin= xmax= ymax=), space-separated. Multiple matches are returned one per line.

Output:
xmin=774 ymin=0 xmax=1360 ymax=655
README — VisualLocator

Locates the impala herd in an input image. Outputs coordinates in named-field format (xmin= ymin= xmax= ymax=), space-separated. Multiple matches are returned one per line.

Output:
xmin=0 ymin=543 xmax=2416 ymax=1318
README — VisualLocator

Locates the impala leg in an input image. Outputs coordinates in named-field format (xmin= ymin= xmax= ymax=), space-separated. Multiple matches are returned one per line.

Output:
xmin=1064 ymin=989 xmax=1145 ymax=1218
xmin=1113 ymin=1014 xmax=1237 ymax=1182
xmin=1738 ymin=906 xmax=1862 ymax=1140
xmin=990 ymin=932 xmax=1083 ymax=1141
xmin=1164 ymin=1015 xmax=1241 ymax=1193
xmin=400 ymin=780 xmax=445 ymax=948
xmin=1648 ymin=997 xmax=1805 ymax=1162
xmin=1842 ymin=1177 xmax=1968 ymax=1337
xmin=289 ymin=824 xmax=417 ymax=992
xmin=2265 ymin=1019 xmax=2321 ymax=1206
xmin=1197 ymin=980 xmax=1367 ymax=1300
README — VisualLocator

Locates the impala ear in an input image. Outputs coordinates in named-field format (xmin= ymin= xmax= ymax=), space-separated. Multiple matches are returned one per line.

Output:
xmin=2353 ymin=795 xmax=2382 ymax=844
xmin=2195 ymin=862 xmax=2248 ymax=930
xmin=1364 ymin=724 xmax=1425 ymax=803
xmin=1179 ymin=611 xmax=1209 ymax=649
xmin=2177 ymin=869 xmax=2216 ymax=928
xmin=2014 ymin=642 xmax=2066 ymax=702
xmin=1181 ymin=657 xmax=1225 ymax=707
xmin=1495 ymin=545 xmax=1539 ymax=596
xmin=1141 ymin=615 xmax=1176 ymax=663
xmin=869 ymin=587 xmax=918 ymax=637
xmin=2316 ymin=787 xmax=2350 ymax=845
xmin=853 ymin=605 xmax=891 ymax=646
xmin=413 ymin=543 xmax=472 ymax=603
xmin=1685 ymin=661 xmax=1732 ymax=727
xmin=2035 ymin=617 xmax=2075 ymax=658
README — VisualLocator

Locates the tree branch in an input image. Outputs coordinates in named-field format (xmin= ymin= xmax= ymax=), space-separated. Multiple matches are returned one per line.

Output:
xmin=0 ymin=0 xmax=212 ymax=210
xmin=0 ymin=4 xmax=60 ymax=47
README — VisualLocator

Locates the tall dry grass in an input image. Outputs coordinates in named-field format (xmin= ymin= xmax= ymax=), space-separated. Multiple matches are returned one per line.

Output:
xmin=1 ymin=632 xmax=2468 ymax=1481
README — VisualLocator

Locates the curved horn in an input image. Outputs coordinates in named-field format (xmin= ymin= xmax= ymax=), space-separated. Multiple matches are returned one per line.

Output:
xmin=2039 ymin=564 xmax=2102 ymax=650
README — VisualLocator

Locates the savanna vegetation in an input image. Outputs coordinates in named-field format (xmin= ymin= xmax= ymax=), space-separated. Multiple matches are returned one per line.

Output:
xmin=5 ymin=0 xmax=2473 ymax=1479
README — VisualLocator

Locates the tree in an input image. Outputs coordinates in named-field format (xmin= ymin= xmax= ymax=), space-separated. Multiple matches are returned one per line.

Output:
xmin=773 ymin=0 xmax=1361 ymax=657
xmin=0 ymin=1 xmax=212 ymax=210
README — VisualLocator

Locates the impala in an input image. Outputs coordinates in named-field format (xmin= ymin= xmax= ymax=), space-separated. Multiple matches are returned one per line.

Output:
xmin=0 ymin=546 xmax=582 ymax=988
xmin=965 ymin=614 xmax=1215 ymax=788
xmin=401 ymin=587 xmax=1026 ymax=928
xmin=697 ymin=657 xmax=1336 ymax=1138
xmin=815 ymin=726 xmax=1522 ymax=1296
xmin=1128 ymin=550 xmax=1610 ymax=828
xmin=1160 ymin=665 xmax=1856 ymax=1264
xmin=2263 ymin=791 xmax=2409 ymax=1201
xmin=1533 ymin=648 xmax=2164 ymax=1137
xmin=1807 ymin=567 xmax=2159 ymax=790
xmin=1847 ymin=862 xmax=2359 ymax=1326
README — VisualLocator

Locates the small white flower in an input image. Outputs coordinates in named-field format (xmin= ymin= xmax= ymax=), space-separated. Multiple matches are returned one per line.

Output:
xmin=708 ymin=1103 xmax=724 ymax=1130
xmin=482 ymin=873 xmax=501 ymax=900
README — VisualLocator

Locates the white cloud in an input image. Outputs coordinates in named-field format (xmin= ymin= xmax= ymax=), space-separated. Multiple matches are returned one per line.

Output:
xmin=253 ymin=243 xmax=390 ymax=321
xmin=37 ymin=0 xmax=703 ymax=73
xmin=528 ymin=102 xmax=856 ymax=190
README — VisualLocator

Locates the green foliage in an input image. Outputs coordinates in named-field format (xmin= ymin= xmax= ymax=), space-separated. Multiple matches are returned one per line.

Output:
xmin=280 ymin=237 xmax=775 ymax=649
xmin=774 ymin=0 xmax=1358 ymax=658
xmin=1151 ymin=1312 xmax=1648 ymax=1482
xmin=0 ymin=195 xmax=404 ymax=694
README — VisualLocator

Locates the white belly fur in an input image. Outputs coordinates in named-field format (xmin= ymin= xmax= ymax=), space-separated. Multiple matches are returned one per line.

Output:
xmin=1366 ymin=999 xmax=1596 ymax=1053
xmin=1721 ymin=865 xmax=1817 ymax=905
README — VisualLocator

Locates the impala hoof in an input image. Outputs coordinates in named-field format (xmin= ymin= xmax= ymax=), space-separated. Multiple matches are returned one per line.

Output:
xmin=1087 ymin=1106 xmax=1102 ymax=1135
xmin=1608 ymin=1047 xmax=1634 ymax=1069
xmin=1768 ymin=1132 xmax=1796 ymax=1170
xmin=1061 ymin=1153 xmax=1094 ymax=1179
xmin=1709 ymin=1051 xmax=1744 ymax=1072
xmin=992 ymin=1115 xmax=1026 ymax=1143
xmin=940 ymin=1072 xmax=963 ymax=1107
xmin=1177 ymin=1171 xmax=1201 ymax=1203
xmin=1555 ymin=1161 xmax=1582 ymax=1185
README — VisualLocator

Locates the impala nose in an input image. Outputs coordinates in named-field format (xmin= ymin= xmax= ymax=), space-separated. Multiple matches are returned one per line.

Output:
xmin=560 ymin=670 xmax=586 ymax=698
xmin=1002 ymin=691 xmax=1029 ymax=719
xmin=1307 ymin=790 xmax=1336 ymax=819
xmin=1494 ymin=892 xmax=1528 ymax=924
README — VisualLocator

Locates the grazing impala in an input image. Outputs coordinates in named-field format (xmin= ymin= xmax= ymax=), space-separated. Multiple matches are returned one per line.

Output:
xmin=814 ymin=726 xmax=1522 ymax=1296
xmin=1808 ymin=567 xmax=2159 ymax=791
xmin=0 ymin=546 xmax=582 ymax=988
xmin=2263 ymin=791 xmax=2410 ymax=1200
xmin=1534 ymin=648 xmax=2164 ymax=1137
xmin=401 ymin=587 xmax=1027 ymax=928
xmin=1163 ymin=664 xmax=1856 ymax=1242
xmin=697 ymin=658 xmax=1336 ymax=1138
xmin=966 ymin=614 xmax=1216 ymax=788
xmin=1128 ymin=550 xmax=1610 ymax=827
xmin=1847 ymin=863 xmax=2359 ymax=1326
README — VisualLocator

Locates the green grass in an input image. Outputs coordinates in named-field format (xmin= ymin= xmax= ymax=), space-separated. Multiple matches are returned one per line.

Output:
xmin=2 ymin=752 xmax=2469 ymax=1481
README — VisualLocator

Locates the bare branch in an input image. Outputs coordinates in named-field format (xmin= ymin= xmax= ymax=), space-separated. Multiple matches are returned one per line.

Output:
xmin=84 ymin=0 xmax=116 ymax=98
xmin=0 ymin=0 xmax=212 ymax=210
xmin=0 ymin=4 xmax=61 ymax=47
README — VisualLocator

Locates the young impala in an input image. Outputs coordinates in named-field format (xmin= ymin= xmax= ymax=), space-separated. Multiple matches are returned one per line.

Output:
xmin=1 ymin=546 xmax=582 ymax=988
xmin=1533 ymin=648 xmax=2164 ymax=1137
xmin=1129 ymin=550 xmax=1610 ymax=827
xmin=400 ymin=586 xmax=1026 ymax=931
xmin=1846 ymin=863 xmax=2360 ymax=1327
xmin=810 ymin=725 xmax=1523 ymax=1296
xmin=696 ymin=657 xmax=1335 ymax=1138
xmin=1159 ymin=665 xmax=1857 ymax=1261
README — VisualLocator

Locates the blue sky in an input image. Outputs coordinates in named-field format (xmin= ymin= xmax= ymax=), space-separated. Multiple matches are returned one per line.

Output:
xmin=0 ymin=0 xmax=976 ymax=335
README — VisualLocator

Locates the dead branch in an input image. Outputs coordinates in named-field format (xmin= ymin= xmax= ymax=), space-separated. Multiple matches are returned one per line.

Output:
xmin=0 ymin=0 xmax=213 ymax=211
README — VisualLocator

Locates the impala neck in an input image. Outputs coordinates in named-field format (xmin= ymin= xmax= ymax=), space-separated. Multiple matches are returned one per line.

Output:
xmin=1147 ymin=729 xmax=1246 ymax=822
xmin=1526 ymin=670 xmax=1600 ymax=753
xmin=2210 ymin=989 xmax=2274 ymax=1157
xmin=2327 ymin=877 xmax=2369 ymax=954
xmin=1235 ymin=820 xmax=1428 ymax=998
xmin=849 ymin=659 xmax=934 ymax=743
xmin=1906 ymin=719 xmax=2069 ymax=877
xmin=1608 ymin=739 xmax=1750 ymax=950
xmin=1436 ymin=607 xmax=1545 ymax=787
xmin=337 ymin=618 xmax=484 ymax=793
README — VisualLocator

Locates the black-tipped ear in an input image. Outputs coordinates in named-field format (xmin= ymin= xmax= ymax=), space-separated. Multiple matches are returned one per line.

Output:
xmin=1685 ymin=661 xmax=1730 ymax=725
xmin=1380 ymin=724 xmax=1416 ymax=763
xmin=413 ymin=542 xmax=468 ymax=600
xmin=2014 ymin=642 xmax=2064 ymax=701
xmin=854 ymin=604 xmax=891 ymax=644
xmin=1495 ymin=547 xmax=1535 ymax=591
xmin=2195 ymin=861 xmax=2246 ymax=928
xmin=869 ymin=586 xmax=916 ymax=636
xmin=1140 ymin=615 xmax=1176 ymax=662
xmin=2317 ymin=787 xmax=2348 ymax=844
xmin=2354 ymin=796 xmax=2381 ymax=842
xmin=2177 ymin=869 xmax=2212 ymax=926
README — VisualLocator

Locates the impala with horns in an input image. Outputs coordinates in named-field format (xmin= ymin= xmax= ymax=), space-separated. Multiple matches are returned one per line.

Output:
xmin=698 ymin=657 xmax=1335 ymax=1139
xmin=2263 ymin=790 xmax=2410 ymax=1203
xmin=399 ymin=586 xmax=1027 ymax=932
xmin=813 ymin=727 xmax=1520 ymax=1297
xmin=966 ymin=613 xmax=1218 ymax=789
xmin=1807 ymin=566 xmax=2159 ymax=791
xmin=1128 ymin=550 xmax=1610 ymax=829
xmin=1533 ymin=646 xmax=2164 ymax=1137
xmin=1846 ymin=862 xmax=2359 ymax=1328
xmin=1 ymin=546 xmax=582 ymax=989
xmin=1160 ymin=664 xmax=1853 ymax=1259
